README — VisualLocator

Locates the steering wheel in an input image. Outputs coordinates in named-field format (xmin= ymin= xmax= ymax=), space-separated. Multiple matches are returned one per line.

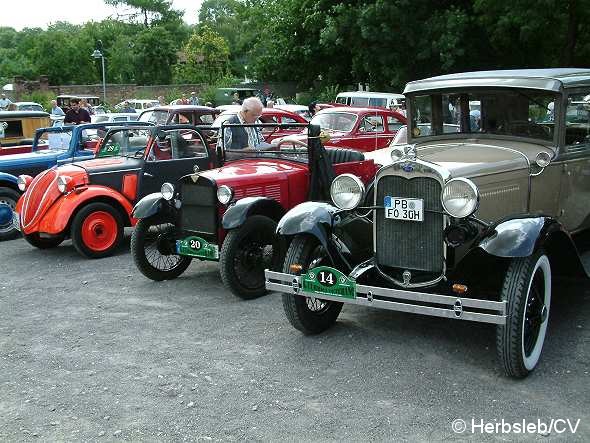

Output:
xmin=506 ymin=120 xmax=549 ymax=138
xmin=274 ymin=136 xmax=307 ymax=150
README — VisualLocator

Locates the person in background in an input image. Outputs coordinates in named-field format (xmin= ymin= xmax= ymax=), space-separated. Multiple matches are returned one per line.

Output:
xmin=6 ymin=103 xmax=16 ymax=111
xmin=50 ymin=99 xmax=65 ymax=117
xmin=64 ymin=98 xmax=91 ymax=125
xmin=157 ymin=95 xmax=166 ymax=106
xmin=231 ymin=92 xmax=242 ymax=105
xmin=80 ymin=98 xmax=95 ymax=115
xmin=189 ymin=92 xmax=200 ymax=106
xmin=266 ymin=100 xmax=274 ymax=108
xmin=204 ymin=101 xmax=213 ymax=108
xmin=0 ymin=93 xmax=13 ymax=110
xmin=219 ymin=97 xmax=272 ymax=150
xmin=121 ymin=101 xmax=136 ymax=113
xmin=308 ymin=101 xmax=320 ymax=116
xmin=179 ymin=94 xmax=189 ymax=105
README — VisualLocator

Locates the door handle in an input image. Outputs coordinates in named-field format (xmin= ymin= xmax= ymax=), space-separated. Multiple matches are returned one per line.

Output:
xmin=143 ymin=172 xmax=154 ymax=178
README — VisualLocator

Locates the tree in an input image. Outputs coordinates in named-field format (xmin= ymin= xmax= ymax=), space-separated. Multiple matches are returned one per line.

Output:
xmin=133 ymin=26 xmax=177 ymax=84
xmin=104 ymin=0 xmax=183 ymax=27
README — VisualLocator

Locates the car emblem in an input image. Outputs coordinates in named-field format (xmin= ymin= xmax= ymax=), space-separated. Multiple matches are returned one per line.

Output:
xmin=402 ymin=163 xmax=413 ymax=173
xmin=193 ymin=165 xmax=200 ymax=173
xmin=453 ymin=299 xmax=463 ymax=317
xmin=402 ymin=270 xmax=411 ymax=286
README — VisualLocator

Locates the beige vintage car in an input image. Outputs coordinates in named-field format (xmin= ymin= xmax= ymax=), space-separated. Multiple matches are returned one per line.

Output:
xmin=266 ymin=68 xmax=590 ymax=378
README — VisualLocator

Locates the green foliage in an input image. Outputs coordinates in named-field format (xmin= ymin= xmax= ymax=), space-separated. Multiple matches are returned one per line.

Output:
xmin=19 ymin=91 xmax=54 ymax=111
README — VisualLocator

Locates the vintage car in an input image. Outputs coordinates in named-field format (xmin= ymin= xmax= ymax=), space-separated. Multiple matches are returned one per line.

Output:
xmin=212 ymin=108 xmax=309 ymax=142
xmin=56 ymin=95 xmax=100 ymax=113
xmin=130 ymin=124 xmax=376 ymax=299
xmin=14 ymin=125 xmax=212 ymax=258
xmin=275 ymin=107 xmax=407 ymax=152
xmin=266 ymin=68 xmax=590 ymax=378
xmin=138 ymin=105 xmax=219 ymax=126
xmin=0 ymin=121 xmax=147 ymax=241
xmin=0 ymin=111 xmax=51 ymax=155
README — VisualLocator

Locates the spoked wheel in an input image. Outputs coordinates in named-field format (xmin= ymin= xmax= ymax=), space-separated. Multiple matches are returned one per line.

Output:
xmin=71 ymin=202 xmax=124 ymax=258
xmin=131 ymin=215 xmax=191 ymax=281
xmin=281 ymin=234 xmax=343 ymax=334
xmin=220 ymin=215 xmax=282 ymax=299
xmin=497 ymin=251 xmax=552 ymax=378
xmin=0 ymin=188 xmax=20 ymax=241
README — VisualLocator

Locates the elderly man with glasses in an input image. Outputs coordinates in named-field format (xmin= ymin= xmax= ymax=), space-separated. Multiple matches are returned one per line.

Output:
xmin=219 ymin=97 xmax=272 ymax=150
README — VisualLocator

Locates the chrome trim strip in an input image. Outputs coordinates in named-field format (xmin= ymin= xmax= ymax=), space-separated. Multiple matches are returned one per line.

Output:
xmin=265 ymin=270 xmax=506 ymax=325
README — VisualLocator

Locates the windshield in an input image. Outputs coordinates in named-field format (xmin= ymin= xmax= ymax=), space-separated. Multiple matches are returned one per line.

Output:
xmin=410 ymin=89 xmax=558 ymax=142
xmin=35 ymin=127 xmax=74 ymax=151
xmin=139 ymin=110 xmax=168 ymax=124
xmin=97 ymin=128 xmax=152 ymax=158
xmin=311 ymin=112 xmax=357 ymax=132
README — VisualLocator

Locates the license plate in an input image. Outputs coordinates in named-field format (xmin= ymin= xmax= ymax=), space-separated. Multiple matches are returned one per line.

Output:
xmin=384 ymin=196 xmax=424 ymax=222
xmin=301 ymin=266 xmax=356 ymax=300
xmin=12 ymin=211 xmax=20 ymax=231
xmin=176 ymin=236 xmax=219 ymax=260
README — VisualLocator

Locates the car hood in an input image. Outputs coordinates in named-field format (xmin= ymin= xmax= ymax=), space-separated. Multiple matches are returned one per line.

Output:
xmin=71 ymin=156 xmax=143 ymax=175
xmin=0 ymin=149 xmax=62 ymax=169
xmin=198 ymin=158 xmax=307 ymax=186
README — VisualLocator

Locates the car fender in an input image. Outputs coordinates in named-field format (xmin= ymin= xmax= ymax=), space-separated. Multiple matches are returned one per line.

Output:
xmin=132 ymin=192 xmax=167 ymax=219
xmin=0 ymin=172 xmax=18 ymax=188
xmin=36 ymin=185 xmax=134 ymax=235
xmin=222 ymin=197 xmax=285 ymax=230
xmin=477 ymin=215 xmax=586 ymax=278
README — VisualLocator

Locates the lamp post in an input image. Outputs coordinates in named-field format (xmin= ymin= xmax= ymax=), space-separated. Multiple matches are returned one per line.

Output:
xmin=91 ymin=49 xmax=106 ymax=104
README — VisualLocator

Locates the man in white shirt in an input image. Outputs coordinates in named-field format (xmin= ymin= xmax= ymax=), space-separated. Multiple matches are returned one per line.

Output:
xmin=220 ymin=97 xmax=272 ymax=150
xmin=0 ymin=94 xmax=12 ymax=110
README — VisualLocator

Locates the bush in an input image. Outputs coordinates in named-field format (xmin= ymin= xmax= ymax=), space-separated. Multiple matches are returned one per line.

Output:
xmin=19 ymin=91 xmax=54 ymax=111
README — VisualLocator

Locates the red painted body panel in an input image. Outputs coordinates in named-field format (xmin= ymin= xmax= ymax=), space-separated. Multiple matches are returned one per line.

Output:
xmin=0 ymin=142 xmax=48 ymax=156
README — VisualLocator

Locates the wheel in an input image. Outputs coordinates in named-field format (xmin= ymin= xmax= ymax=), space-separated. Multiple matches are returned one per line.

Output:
xmin=496 ymin=251 xmax=552 ymax=378
xmin=71 ymin=202 xmax=125 ymax=258
xmin=24 ymin=232 xmax=64 ymax=249
xmin=220 ymin=215 xmax=281 ymax=299
xmin=281 ymin=234 xmax=343 ymax=334
xmin=0 ymin=187 xmax=20 ymax=241
xmin=131 ymin=215 xmax=191 ymax=281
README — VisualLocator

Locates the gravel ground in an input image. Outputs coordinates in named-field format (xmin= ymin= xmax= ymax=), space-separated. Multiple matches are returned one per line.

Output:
xmin=1 ymin=236 xmax=589 ymax=442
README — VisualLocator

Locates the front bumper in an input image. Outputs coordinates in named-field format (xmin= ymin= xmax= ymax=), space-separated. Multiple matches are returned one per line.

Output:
xmin=265 ymin=269 xmax=507 ymax=325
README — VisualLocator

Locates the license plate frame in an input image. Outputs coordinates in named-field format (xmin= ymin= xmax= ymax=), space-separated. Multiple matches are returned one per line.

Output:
xmin=384 ymin=196 xmax=424 ymax=222
xmin=176 ymin=236 xmax=219 ymax=260
xmin=301 ymin=266 xmax=356 ymax=300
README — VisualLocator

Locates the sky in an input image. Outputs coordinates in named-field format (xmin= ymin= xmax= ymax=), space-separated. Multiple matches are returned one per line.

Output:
xmin=3 ymin=0 xmax=204 ymax=31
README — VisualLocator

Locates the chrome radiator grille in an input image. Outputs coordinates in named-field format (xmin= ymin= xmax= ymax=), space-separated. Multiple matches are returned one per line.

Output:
xmin=375 ymin=175 xmax=444 ymax=273
xmin=180 ymin=181 xmax=217 ymax=235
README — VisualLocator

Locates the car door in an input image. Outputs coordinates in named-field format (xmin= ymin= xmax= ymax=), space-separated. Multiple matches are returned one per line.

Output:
xmin=139 ymin=128 xmax=211 ymax=199
xmin=354 ymin=113 xmax=389 ymax=151
xmin=557 ymin=89 xmax=590 ymax=232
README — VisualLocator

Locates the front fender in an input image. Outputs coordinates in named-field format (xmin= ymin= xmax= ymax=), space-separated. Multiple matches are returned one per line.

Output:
xmin=222 ymin=197 xmax=285 ymax=230
xmin=33 ymin=185 xmax=134 ymax=235
xmin=0 ymin=172 xmax=18 ymax=186
xmin=132 ymin=192 xmax=166 ymax=219
xmin=478 ymin=216 xmax=553 ymax=257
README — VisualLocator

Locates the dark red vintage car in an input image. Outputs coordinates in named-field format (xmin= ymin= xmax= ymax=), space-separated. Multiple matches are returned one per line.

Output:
xmin=130 ymin=124 xmax=378 ymax=299
xmin=276 ymin=106 xmax=407 ymax=152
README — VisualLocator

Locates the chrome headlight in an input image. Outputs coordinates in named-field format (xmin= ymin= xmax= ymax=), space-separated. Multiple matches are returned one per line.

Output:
xmin=17 ymin=175 xmax=32 ymax=192
xmin=217 ymin=185 xmax=233 ymax=205
xmin=161 ymin=182 xmax=175 ymax=201
xmin=330 ymin=174 xmax=365 ymax=210
xmin=441 ymin=178 xmax=479 ymax=218
xmin=390 ymin=147 xmax=405 ymax=161
xmin=57 ymin=175 xmax=72 ymax=194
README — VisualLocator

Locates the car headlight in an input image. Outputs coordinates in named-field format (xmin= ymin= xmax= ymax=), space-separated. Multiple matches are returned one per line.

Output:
xmin=390 ymin=147 xmax=405 ymax=161
xmin=57 ymin=175 xmax=73 ymax=194
xmin=17 ymin=175 xmax=33 ymax=192
xmin=441 ymin=178 xmax=479 ymax=218
xmin=161 ymin=182 xmax=175 ymax=201
xmin=217 ymin=185 xmax=233 ymax=205
xmin=330 ymin=174 xmax=365 ymax=210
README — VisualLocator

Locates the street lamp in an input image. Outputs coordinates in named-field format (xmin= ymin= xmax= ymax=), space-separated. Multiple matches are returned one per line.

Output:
xmin=91 ymin=49 xmax=106 ymax=104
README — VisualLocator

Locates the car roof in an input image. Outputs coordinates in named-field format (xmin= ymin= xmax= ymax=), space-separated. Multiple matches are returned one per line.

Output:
xmin=15 ymin=102 xmax=42 ymax=106
xmin=315 ymin=106 xmax=398 ymax=114
xmin=56 ymin=95 xmax=99 ymax=99
xmin=337 ymin=91 xmax=405 ymax=98
xmin=0 ymin=111 xmax=49 ymax=118
xmin=404 ymin=68 xmax=590 ymax=94
xmin=144 ymin=105 xmax=219 ymax=112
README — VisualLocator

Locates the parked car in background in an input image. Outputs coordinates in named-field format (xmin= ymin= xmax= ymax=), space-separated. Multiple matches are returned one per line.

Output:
xmin=0 ymin=111 xmax=51 ymax=154
xmin=274 ymin=107 xmax=407 ymax=152
xmin=214 ymin=87 xmax=259 ymax=106
xmin=335 ymin=91 xmax=405 ymax=110
xmin=15 ymin=124 xmax=211 ymax=258
xmin=13 ymin=102 xmax=45 ymax=112
xmin=275 ymin=104 xmax=312 ymax=121
xmin=56 ymin=95 xmax=100 ymax=113
xmin=0 ymin=121 xmax=150 ymax=241
xmin=130 ymin=124 xmax=376 ymax=300
xmin=212 ymin=107 xmax=308 ymax=142
xmin=266 ymin=68 xmax=590 ymax=379
xmin=138 ymin=105 xmax=220 ymax=126
xmin=91 ymin=113 xmax=139 ymax=124
xmin=116 ymin=99 xmax=160 ymax=113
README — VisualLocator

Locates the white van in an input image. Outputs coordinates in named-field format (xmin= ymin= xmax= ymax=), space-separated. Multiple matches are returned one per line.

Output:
xmin=335 ymin=91 xmax=405 ymax=109
xmin=116 ymin=99 xmax=160 ymax=113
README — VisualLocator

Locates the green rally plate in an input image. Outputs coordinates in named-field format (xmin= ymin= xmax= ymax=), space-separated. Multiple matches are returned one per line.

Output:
xmin=176 ymin=236 xmax=219 ymax=260
xmin=301 ymin=266 xmax=356 ymax=299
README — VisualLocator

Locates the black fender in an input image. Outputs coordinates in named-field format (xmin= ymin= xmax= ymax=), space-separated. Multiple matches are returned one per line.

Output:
xmin=132 ymin=192 xmax=168 ymax=219
xmin=477 ymin=215 xmax=586 ymax=278
xmin=276 ymin=201 xmax=353 ymax=271
xmin=222 ymin=197 xmax=285 ymax=230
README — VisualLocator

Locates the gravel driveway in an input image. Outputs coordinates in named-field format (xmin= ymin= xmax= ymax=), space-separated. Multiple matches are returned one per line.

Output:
xmin=1 ymin=237 xmax=589 ymax=441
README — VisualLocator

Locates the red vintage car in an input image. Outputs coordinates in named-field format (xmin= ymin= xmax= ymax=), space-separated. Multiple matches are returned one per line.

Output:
xmin=276 ymin=106 xmax=407 ymax=152
xmin=130 ymin=124 xmax=378 ymax=299
xmin=15 ymin=125 xmax=214 ymax=258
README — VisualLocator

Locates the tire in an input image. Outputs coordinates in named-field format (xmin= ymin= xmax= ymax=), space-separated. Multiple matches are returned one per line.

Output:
xmin=24 ymin=232 xmax=65 ymax=249
xmin=0 ymin=187 xmax=20 ymax=241
xmin=220 ymin=215 xmax=281 ymax=299
xmin=496 ymin=251 xmax=552 ymax=378
xmin=131 ymin=215 xmax=191 ymax=281
xmin=71 ymin=202 xmax=125 ymax=259
xmin=281 ymin=234 xmax=343 ymax=334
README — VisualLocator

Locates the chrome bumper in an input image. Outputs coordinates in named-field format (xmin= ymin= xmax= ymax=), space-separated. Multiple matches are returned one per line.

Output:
xmin=265 ymin=270 xmax=507 ymax=325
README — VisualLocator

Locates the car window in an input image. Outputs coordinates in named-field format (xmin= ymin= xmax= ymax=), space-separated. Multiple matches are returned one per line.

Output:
xmin=139 ymin=110 xmax=168 ymax=124
xmin=369 ymin=98 xmax=387 ymax=108
xmin=359 ymin=115 xmax=384 ymax=132
xmin=174 ymin=112 xmax=192 ymax=124
xmin=281 ymin=117 xmax=299 ymax=124
xmin=98 ymin=128 xmax=151 ymax=158
xmin=336 ymin=97 xmax=348 ymax=105
xmin=350 ymin=97 xmax=369 ymax=107
xmin=387 ymin=115 xmax=404 ymax=131
xmin=148 ymin=129 xmax=207 ymax=161
xmin=260 ymin=115 xmax=278 ymax=123
xmin=94 ymin=115 xmax=109 ymax=123
xmin=113 ymin=116 xmax=128 ymax=122
xmin=565 ymin=91 xmax=590 ymax=148
xmin=311 ymin=112 xmax=357 ymax=132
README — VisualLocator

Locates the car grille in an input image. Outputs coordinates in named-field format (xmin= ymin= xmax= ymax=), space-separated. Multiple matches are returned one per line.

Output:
xmin=375 ymin=175 xmax=444 ymax=273
xmin=22 ymin=169 xmax=60 ymax=230
xmin=179 ymin=180 xmax=217 ymax=235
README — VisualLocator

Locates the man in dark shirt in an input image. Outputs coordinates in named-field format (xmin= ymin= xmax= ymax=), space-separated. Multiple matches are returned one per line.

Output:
xmin=64 ymin=98 xmax=91 ymax=125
